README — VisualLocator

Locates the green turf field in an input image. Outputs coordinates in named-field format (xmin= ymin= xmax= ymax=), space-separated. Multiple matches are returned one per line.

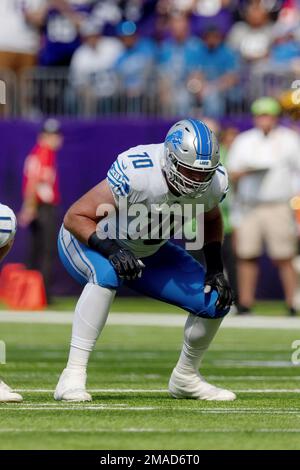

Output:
xmin=1 ymin=310 xmax=300 ymax=450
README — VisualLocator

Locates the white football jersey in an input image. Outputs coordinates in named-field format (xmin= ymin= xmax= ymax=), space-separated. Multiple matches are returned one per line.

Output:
xmin=103 ymin=143 xmax=228 ymax=258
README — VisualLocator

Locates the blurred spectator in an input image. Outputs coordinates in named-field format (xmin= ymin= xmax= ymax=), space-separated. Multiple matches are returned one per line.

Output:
xmin=30 ymin=0 xmax=96 ymax=67
xmin=158 ymin=13 xmax=201 ymax=115
xmin=0 ymin=0 xmax=43 ymax=75
xmin=155 ymin=0 xmax=195 ymax=42
xmin=276 ymin=0 xmax=300 ymax=40
xmin=269 ymin=24 xmax=300 ymax=68
xmin=114 ymin=21 xmax=157 ymax=98
xmin=191 ymin=25 xmax=240 ymax=117
xmin=227 ymin=97 xmax=300 ymax=316
xmin=227 ymin=1 xmax=274 ymax=63
xmin=19 ymin=119 xmax=63 ymax=302
xmin=70 ymin=19 xmax=123 ymax=102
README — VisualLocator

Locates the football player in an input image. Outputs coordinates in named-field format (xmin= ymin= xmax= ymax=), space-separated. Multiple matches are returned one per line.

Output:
xmin=55 ymin=119 xmax=235 ymax=402
xmin=0 ymin=204 xmax=23 ymax=402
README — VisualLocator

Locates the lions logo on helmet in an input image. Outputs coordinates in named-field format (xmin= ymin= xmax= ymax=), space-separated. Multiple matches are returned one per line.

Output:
xmin=164 ymin=119 xmax=220 ymax=197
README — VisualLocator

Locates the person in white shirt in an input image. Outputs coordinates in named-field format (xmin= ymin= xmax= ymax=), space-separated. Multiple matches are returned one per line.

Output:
xmin=227 ymin=97 xmax=300 ymax=316
xmin=0 ymin=0 xmax=45 ymax=74
xmin=227 ymin=2 xmax=273 ymax=64
xmin=70 ymin=19 xmax=124 ymax=100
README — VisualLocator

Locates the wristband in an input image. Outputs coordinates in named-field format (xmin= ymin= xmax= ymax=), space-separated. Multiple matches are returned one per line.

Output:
xmin=88 ymin=232 xmax=120 ymax=258
xmin=203 ymin=241 xmax=224 ymax=275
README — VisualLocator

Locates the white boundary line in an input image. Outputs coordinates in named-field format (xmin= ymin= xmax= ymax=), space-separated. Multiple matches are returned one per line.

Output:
xmin=1 ymin=311 xmax=300 ymax=329
xmin=1 ymin=403 xmax=298 ymax=410
xmin=1 ymin=406 xmax=300 ymax=413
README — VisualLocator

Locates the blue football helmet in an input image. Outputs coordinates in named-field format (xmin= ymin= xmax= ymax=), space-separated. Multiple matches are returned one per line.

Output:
xmin=164 ymin=119 xmax=220 ymax=197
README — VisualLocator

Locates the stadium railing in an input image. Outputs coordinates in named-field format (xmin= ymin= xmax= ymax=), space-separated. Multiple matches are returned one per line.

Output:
xmin=0 ymin=67 xmax=297 ymax=118
xmin=248 ymin=65 xmax=296 ymax=103
xmin=19 ymin=67 xmax=160 ymax=118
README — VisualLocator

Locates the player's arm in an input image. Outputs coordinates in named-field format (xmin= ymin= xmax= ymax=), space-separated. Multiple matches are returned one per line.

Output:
xmin=203 ymin=205 xmax=223 ymax=245
xmin=64 ymin=179 xmax=116 ymax=244
xmin=64 ymin=179 xmax=144 ymax=280
xmin=202 ymin=206 xmax=233 ymax=310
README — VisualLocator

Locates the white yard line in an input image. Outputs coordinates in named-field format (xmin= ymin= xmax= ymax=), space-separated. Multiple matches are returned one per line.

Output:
xmin=1 ymin=311 xmax=300 ymax=329
xmin=0 ymin=428 xmax=299 ymax=433
xmin=235 ymin=389 xmax=300 ymax=393
xmin=207 ymin=376 xmax=300 ymax=381
xmin=8 ymin=388 xmax=300 ymax=393
xmin=1 ymin=405 xmax=300 ymax=413
xmin=212 ymin=360 xmax=295 ymax=368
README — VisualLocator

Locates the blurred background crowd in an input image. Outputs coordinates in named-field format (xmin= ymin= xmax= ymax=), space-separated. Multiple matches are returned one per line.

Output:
xmin=1 ymin=0 xmax=300 ymax=315
xmin=1 ymin=0 xmax=300 ymax=118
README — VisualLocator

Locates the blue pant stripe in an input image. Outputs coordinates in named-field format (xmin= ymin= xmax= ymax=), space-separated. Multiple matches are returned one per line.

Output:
xmin=60 ymin=230 xmax=89 ymax=281
xmin=71 ymin=237 xmax=98 ymax=284
xmin=58 ymin=231 xmax=88 ymax=285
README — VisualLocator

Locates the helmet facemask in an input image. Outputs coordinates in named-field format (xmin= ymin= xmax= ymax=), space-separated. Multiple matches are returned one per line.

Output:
xmin=164 ymin=149 xmax=217 ymax=198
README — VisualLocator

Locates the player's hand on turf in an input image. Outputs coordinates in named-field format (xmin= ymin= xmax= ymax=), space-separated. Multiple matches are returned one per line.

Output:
xmin=204 ymin=272 xmax=233 ymax=310
xmin=109 ymin=249 xmax=145 ymax=281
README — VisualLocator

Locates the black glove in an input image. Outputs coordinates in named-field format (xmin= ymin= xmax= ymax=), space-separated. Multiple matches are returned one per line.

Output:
xmin=88 ymin=232 xmax=145 ymax=281
xmin=109 ymin=248 xmax=144 ymax=281
xmin=204 ymin=272 xmax=233 ymax=310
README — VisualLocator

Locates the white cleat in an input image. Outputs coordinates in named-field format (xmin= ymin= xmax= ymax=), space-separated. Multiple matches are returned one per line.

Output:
xmin=0 ymin=380 xmax=23 ymax=402
xmin=54 ymin=368 xmax=92 ymax=402
xmin=168 ymin=368 xmax=236 ymax=401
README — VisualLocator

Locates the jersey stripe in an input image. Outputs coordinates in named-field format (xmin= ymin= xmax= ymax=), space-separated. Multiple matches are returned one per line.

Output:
xmin=115 ymin=160 xmax=129 ymax=182
xmin=107 ymin=161 xmax=131 ymax=196
xmin=107 ymin=175 xmax=126 ymax=197
xmin=107 ymin=170 xmax=123 ymax=187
